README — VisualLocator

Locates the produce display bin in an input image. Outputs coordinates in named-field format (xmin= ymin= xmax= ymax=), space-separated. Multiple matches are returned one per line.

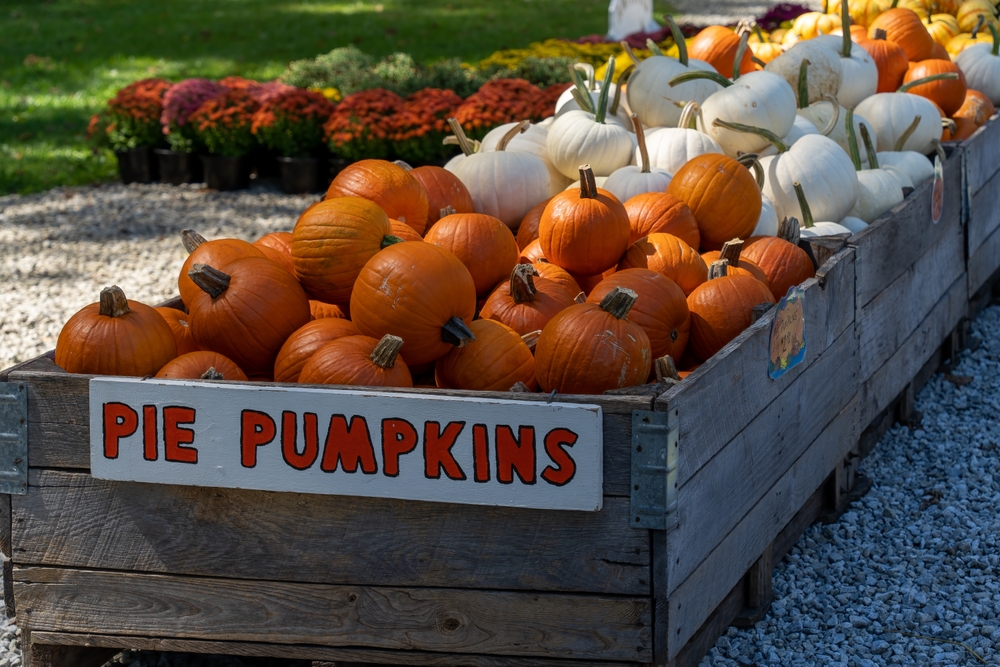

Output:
xmin=961 ymin=115 xmax=1000 ymax=298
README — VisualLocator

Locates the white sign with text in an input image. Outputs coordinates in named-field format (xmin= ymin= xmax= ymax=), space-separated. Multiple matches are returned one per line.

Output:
xmin=89 ymin=378 xmax=604 ymax=511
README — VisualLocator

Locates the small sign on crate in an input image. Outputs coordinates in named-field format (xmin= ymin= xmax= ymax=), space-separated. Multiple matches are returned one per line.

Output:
xmin=768 ymin=286 xmax=807 ymax=380
xmin=89 ymin=378 xmax=604 ymax=511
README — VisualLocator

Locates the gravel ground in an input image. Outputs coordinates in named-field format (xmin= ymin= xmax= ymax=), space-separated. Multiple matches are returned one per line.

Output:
xmin=673 ymin=0 xmax=822 ymax=28
xmin=2 ymin=183 xmax=999 ymax=666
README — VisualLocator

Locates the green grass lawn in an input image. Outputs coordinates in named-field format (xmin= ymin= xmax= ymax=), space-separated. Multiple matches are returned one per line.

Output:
xmin=0 ymin=0 xmax=669 ymax=196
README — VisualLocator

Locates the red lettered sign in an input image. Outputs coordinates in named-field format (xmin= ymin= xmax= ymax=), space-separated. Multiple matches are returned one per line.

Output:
xmin=89 ymin=378 xmax=603 ymax=511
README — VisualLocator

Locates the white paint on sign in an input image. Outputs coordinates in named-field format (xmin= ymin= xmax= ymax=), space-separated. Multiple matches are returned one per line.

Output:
xmin=89 ymin=378 xmax=604 ymax=512
xmin=607 ymin=0 xmax=660 ymax=40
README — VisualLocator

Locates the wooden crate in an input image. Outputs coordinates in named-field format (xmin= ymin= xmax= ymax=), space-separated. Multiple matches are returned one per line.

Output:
xmin=961 ymin=114 xmax=1000 ymax=297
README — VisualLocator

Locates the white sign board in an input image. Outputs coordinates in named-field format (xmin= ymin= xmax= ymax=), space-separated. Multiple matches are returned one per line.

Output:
xmin=607 ymin=0 xmax=660 ymax=40
xmin=89 ymin=378 xmax=604 ymax=512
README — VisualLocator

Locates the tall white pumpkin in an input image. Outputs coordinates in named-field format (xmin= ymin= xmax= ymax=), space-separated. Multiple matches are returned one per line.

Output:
xmin=603 ymin=114 xmax=673 ymax=201
xmin=480 ymin=121 xmax=573 ymax=195
xmin=955 ymin=25 xmax=1000 ymax=104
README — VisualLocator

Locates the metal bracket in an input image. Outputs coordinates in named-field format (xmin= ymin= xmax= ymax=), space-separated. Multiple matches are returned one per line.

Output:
xmin=630 ymin=409 xmax=678 ymax=530
xmin=0 ymin=383 xmax=27 ymax=495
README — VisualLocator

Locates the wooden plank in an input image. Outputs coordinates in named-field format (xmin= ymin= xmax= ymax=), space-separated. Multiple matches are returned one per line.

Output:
xmin=858 ymin=216 xmax=965 ymax=383
xmin=967 ymin=168 xmax=1000 ymax=258
xmin=0 ymin=353 xmax=59 ymax=382
xmin=666 ymin=393 xmax=860 ymax=660
xmin=11 ymin=370 xmax=638 ymax=496
xmin=860 ymin=274 xmax=968 ymax=426
xmin=26 ymin=643 xmax=118 ymax=667
xmin=666 ymin=328 xmax=857 ymax=594
xmin=651 ymin=530 xmax=668 ymax=665
xmin=666 ymin=578 xmax=745 ymax=667
xmin=13 ymin=470 xmax=649 ymax=596
xmin=0 ymin=494 xmax=9 ymax=559
xmin=851 ymin=151 xmax=963 ymax=308
xmin=28 ymin=632 xmax=640 ymax=667
xmin=964 ymin=113 xmax=1000 ymax=196
xmin=13 ymin=567 xmax=652 ymax=662
xmin=968 ymin=214 xmax=1000 ymax=298
xmin=653 ymin=248 xmax=855 ymax=486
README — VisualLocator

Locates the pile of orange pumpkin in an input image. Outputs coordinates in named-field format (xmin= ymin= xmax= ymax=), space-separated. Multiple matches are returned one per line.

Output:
xmin=55 ymin=151 xmax=817 ymax=395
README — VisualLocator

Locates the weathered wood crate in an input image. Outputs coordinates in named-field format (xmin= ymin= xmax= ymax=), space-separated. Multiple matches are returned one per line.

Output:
xmin=960 ymin=114 xmax=1000 ymax=299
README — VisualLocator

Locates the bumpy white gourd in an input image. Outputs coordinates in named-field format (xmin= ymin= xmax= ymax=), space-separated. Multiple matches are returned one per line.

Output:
xmin=855 ymin=92 xmax=944 ymax=154
xmin=693 ymin=70 xmax=798 ymax=157
xmin=603 ymin=115 xmax=673 ymax=201
xmin=956 ymin=25 xmax=1000 ymax=104
xmin=876 ymin=150 xmax=934 ymax=185
xmin=811 ymin=2 xmax=877 ymax=108
xmin=846 ymin=113 xmax=904 ymax=223
xmin=480 ymin=121 xmax=573 ymax=195
xmin=765 ymin=41 xmax=843 ymax=104
xmin=641 ymin=101 xmax=725 ymax=175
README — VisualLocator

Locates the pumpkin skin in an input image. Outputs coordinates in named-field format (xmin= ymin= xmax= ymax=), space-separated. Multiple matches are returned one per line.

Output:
xmin=291 ymin=197 xmax=399 ymax=305
xmin=517 ymin=198 xmax=551 ymax=250
xmin=350 ymin=242 xmax=477 ymax=366
xmin=179 ymin=235 xmax=265 ymax=308
xmin=869 ymin=9 xmax=936 ymax=61
xmin=186 ymin=257 xmax=311 ymax=376
xmin=155 ymin=307 xmax=199 ymax=355
xmin=688 ymin=26 xmax=756 ymax=76
xmin=390 ymin=220 xmax=423 ymax=242
xmin=742 ymin=236 xmax=816 ymax=299
xmin=666 ymin=154 xmax=762 ymax=251
xmin=862 ymin=30 xmax=911 ymax=93
xmin=520 ymin=239 xmax=547 ymax=264
xmin=570 ymin=271 xmax=607 ymax=296
xmin=623 ymin=192 xmax=700 ymax=247
xmin=618 ymin=233 xmax=709 ymax=296
xmin=481 ymin=264 xmax=578 ymax=335
xmin=253 ymin=232 xmax=295 ymax=274
xmin=587 ymin=268 xmax=691 ymax=361
xmin=435 ymin=319 xmax=537 ymax=391
xmin=532 ymin=261 xmax=583 ymax=296
xmin=409 ymin=165 xmax=474 ymax=229
xmin=701 ymin=244 xmax=771 ymax=294
xmin=273 ymin=318 xmax=361 ymax=383
xmin=309 ymin=300 xmax=348 ymax=320
xmin=299 ymin=334 xmax=413 ymax=388
xmin=687 ymin=273 xmax=776 ymax=362
xmin=56 ymin=286 xmax=177 ymax=376
xmin=156 ymin=351 xmax=248 ymax=381
xmin=326 ymin=159 xmax=429 ymax=235
xmin=423 ymin=212 xmax=520 ymax=299
xmin=952 ymin=89 xmax=996 ymax=140
xmin=903 ymin=59 xmax=968 ymax=115
xmin=534 ymin=288 xmax=652 ymax=394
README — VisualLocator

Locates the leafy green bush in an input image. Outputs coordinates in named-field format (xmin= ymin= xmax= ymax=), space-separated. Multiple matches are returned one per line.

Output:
xmin=281 ymin=46 xmax=379 ymax=95
xmin=488 ymin=56 xmax=575 ymax=89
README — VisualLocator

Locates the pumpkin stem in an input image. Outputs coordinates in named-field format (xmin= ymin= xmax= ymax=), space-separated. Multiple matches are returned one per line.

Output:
xmin=568 ymin=64 xmax=596 ymax=113
xmin=594 ymin=56 xmax=615 ymax=124
xmin=510 ymin=381 xmax=533 ymax=393
xmin=719 ymin=238 xmax=745 ymax=267
xmin=620 ymin=41 xmax=641 ymax=66
xmin=841 ymin=0 xmax=852 ymax=58
xmin=446 ymin=118 xmax=477 ymax=156
xmin=736 ymin=152 xmax=765 ymax=190
xmin=181 ymin=229 xmax=206 ymax=254
xmin=942 ymin=117 xmax=957 ymax=134
xmin=778 ymin=216 xmax=802 ymax=245
xmin=732 ymin=32 xmax=750 ymax=80
xmin=845 ymin=107 xmax=864 ymax=171
xmin=574 ymin=291 xmax=587 ymax=304
xmin=713 ymin=118 xmax=789 ymax=153
xmin=393 ymin=160 xmax=413 ymax=171
xmin=370 ymin=334 xmax=404 ymax=369
xmin=521 ymin=330 xmax=541 ymax=352
xmin=933 ymin=138 xmax=946 ymax=163
xmin=751 ymin=302 xmax=773 ymax=323
xmin=664 ymin=15 xmax=689 ymax=66
xmin=509 ymin=264 xmax=539 ymax=304
xmin=873 ymin=28 xmax=887 ymax=40
xmin=670 ymin=70 xmax=732 ymax=88
xmin=578 ymin=165 xmax=599 ymax=199
xmin=796 ymin=59 xmax=810 ymax=108
xmin=439 ymin=205 xmax=457 ymax=218
xmin=654 ymin=355 xmax=681 ymax=382
xmin=599 ymin=286 xmax=638 ymax=319
xmin=750 ymin=54 xmax=767 ymax=68
xmin=897 ymin=72 xmax=960 ymax=93
xmin=610 ymin=64 xmax=635 ymax=115
xmin=894 ymin=115 xmax=922 ymax=151
xmin=707 ymin=260 xmax=729 ymax=280
xmin=984 ymin=20 xmax=999 ymax=54
xmin=971 ymin=14 xmax=985 ymax=40
xmin=188 ymin=263 xmax=231 ymax=299
xmin=497 ymin=120 xmax=530 ymax=151
xmin=646 ymin=38 xmax=665 ymax=56
xmin=632 ymin=114 xmax=651 ymax=173
xmin=380 ymin=234 xmax=405 ymax=248
xmin=814 ymin=95 xmax=841 ymax=136
xmin=859 ymin=123 xmax=880 ymax=169
xmin=200 ymin=367 xmax=224 ymax=380
xmin=792 ymin=182 xmax=815 ymax=228
xmin=441 ymin=317 xmax=476 ymax=347
xmin=99 ymin=286 xmax=131 ymax=318
xmin=574 ymin=63 xmax=597 ymax=91
xmin=890 ymin=0 xmax=898 ymax=8
xmin=752 ymin=23 xmax=766 ymax=43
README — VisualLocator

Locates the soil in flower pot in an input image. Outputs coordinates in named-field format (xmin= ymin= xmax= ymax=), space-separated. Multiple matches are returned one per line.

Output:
xmin=278 ymin=157 xmax=324 ymax=194
xmin=201 ymin=155 xmax=251 ymax=191
xmin=155 ymin=149 xmax=203 ymax=185
xmin=116 ymin=148 xmax=158 ymax=184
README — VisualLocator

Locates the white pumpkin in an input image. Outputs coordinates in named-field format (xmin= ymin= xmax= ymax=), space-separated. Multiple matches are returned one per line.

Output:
xmin=760 ymin=115 xmax=820 ymax=157
xmin=765 ymin=40 xmax=843 ymax=105
xmin=642 ymin=101 xmax=725 ymax=174
xmin=794 ymin=182 xmax=855 ymax=238
xmin=811 ymin=30 xmax=878 ymax=109
xmin=855 ymin=92 xmax=944 ymax=154
xmin=453 ymin=122 xmax=552 ymax=229
xmin=695 ymin=71 xmax=798 ymax=157
xmin=758 ymin=133 xmax=860 ymax=223
xmin=847 ymin=116 xmax=904 ymax=223
xmin=752 ymin=194 xmax=780 ymax=236
xmin=480 ymin=121 xmax=573 ymax=195
xmin=555 ymin=63 xmax=597 ymax=111
xmin=876 ymin=150 xmax=934 ymax=185
xmin=442 ymin=121 xmax=481 ymax=174
xmin=603 ymin=115 xmax=673 ymax=201
xmin=881 ymin=163 xmax=914 ymax=190
xmin=556 ymin=85 xmax=630 ymax=127
xmin=956 ymin=25 xmax=1000 ymax=104
xmin=798 ymin=100 xmax=874 ymax=166
xmin=838 ymin=216 xmax=868 ymax=233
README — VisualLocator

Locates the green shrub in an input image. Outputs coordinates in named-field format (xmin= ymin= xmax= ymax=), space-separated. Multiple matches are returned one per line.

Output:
xmin=280 ymin=46 xmax=379 ymax=95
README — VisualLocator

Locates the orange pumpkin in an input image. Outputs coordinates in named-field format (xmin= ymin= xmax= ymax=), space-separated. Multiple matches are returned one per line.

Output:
xmin=538 ymin=166 xmax=630 ymax=275
xmin=480 ymin=264 xmax=578 ymax=335
xmin=299 ymin=334 xmax=413 ymax=388
xmin=326 ymin=159 xmax=430 ymax=235
xmin=532 ymin=261 xmax=583 ymax=296
xmin=273 ymin=318 xmax=361 ymax=383
xmin=688 ymin=25 xmax=756 ymax=76
xmin=56 ymin=286 xmax=177 ymax=376
xmin=570 ymin=270 xmax=609 ymax=296
xmin=520 ymin=238 xmax=547 ymax=264
xmin=700 ymin=239 xmax=772 ymax=296
xmin=409 ymin=165 xmax=474 ymax=229
xmin=742 ymin=236 xmax=816 ymax=300
xmin=253 ymin=232 xmax=295 ymax=274
xmin=534 ymin=287 xmax=652 ymax=394
xmin=178 ymin=231 xmax=265 ymax=308
xmin=587 ymin=268 xmax=690 ymax=361
xmin=666 ymin=154 xmax=762 ymax=251
xmin=902 ymin=59 xmax=967 ymax=115
xmin=390 ymin=219 xmax=424 ymax=242
xmin=869 ymin=9 xmax=935 ymax=61
xmin=155 ymin=351 xmax=248 ymax=381
xmin=155 ymin=307 xmax=200 ymax=355
xmin=186 ymin=258 xmax=311 ymax=376
xmin=517 ymin=198 xmax=551 ymax=250
xmin=309 ymin=300 xmax=348 ymax=320
xmin=955 ymin=89 xmax=996 ymax=122
xmin=291 ymin=196 xmax=400 ymax=304
xmin=862 ymin=29 xmax=911 ymax=93
xmin=622 ymin=192 xmax=700 ymax=248
xmin=350 ymin=242 xmax=477 ymax=366
xmin=929 ymin=40 xmax=950 ymax=60
xmin=423 ymin=212 xmax=520 ymax=299
xmin=618 ymin=233 xmax=708 ymax=296
xmin=687 ymin=263 xmax=776 ymax=362
xmin=435 ymin=320 xmax=537 ymax=391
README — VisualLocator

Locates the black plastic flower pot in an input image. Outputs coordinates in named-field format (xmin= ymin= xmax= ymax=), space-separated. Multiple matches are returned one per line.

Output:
xmin=155 ymin=149 xmax=203 ymax=185
xmin=278 ymin=157 xmax=324 ymax=194
xmin=115 ymin=148 xmax=158 ymax=184
xmin=252 ymin=150 xmax=280 ymax=180
xmin=201 ymin=155 xmax=251 ymax=191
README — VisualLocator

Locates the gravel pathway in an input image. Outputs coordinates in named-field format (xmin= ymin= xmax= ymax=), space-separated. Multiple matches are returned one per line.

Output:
xmin=673 ymin=0 xmax=822 ymax=28
xmin=2 ymin=183 xmax=998 ymax=666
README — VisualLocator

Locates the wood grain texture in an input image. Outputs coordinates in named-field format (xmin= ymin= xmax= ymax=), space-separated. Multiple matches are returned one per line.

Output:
xmin=964 ymin=114 xmax=1000 ymax=196
xmin=967 ymin=168 xmax=1000 ymax=257
xmin=0 ymin=494 xmax=10 ymax=559
xmin=653 ymin=248 xmax=855 ymax=487
xmin=860 ymin=275 xmax=968 ymax=426
xmin=27 ymin=632 xmax=640 ymax=667
xmin=851 ymin=152 xmax=963 ymax=308
xmin=26 ymin=643 xmax=118 ymax=667
xmin=666 ymin=328 xmax=858 ymax=595
xmin=651 ymin=530 xmax=668 ymax=665
xmin=666 ymin=393 xmax=860 ymax=659
xmin=666 ymin=578 xmax=744 ymax=667
xmin=858 ymin=217 xmax=965 ymax=383
xmin=0 ymin=354 xmax=60 ymax=382
xmin=968 ymin=213 xmax=1000 ymax=297
xmin=13 ymin=567 xmax=652 ymax=662
xmin=13 ymin=470 xmax=649 ymax=596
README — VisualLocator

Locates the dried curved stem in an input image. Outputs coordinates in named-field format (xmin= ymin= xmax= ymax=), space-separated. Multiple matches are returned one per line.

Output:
xmin=509 ymin=264 xmax=539 ymax=304
xmin=200 ymin=367 xmax=224 ymax=380
xmin=188 ymin=264 xmax=230 ymax=299
xmin=897 ymin=73 xmax=960 ymax=94
xmin=446 ymin=118 xmax=477 ymax=156
xmin=441 ymin=317 xmax=476 ymax=347
xmin=894 ymin=115 xmax=922 ymax=151
xmin=737 ymin=152 xmax=765 ymax=190
xmin=793 ymin=182 xmax=815 ymax=228
xmin=370 ymin=334 xmax=404 ymax=369
xmin=497 ymin=120 xmax=529 ymax=152
xmin=610 ymin=65 xmax=634 ymax=115
xmin=393 ymin=160 xmax=413 ymax=171
xmin=708 ymin=260 xmax=729 ymax=279
xmin=99 ymin=286 xmax=131 ymax=318
xmin=814 ymin=95 xmax=841 ymax=136
xmin=678 ymin=101 xmax=700 ymax=130
xmin=599 ymin=287 xmax=638 ymax=319
xmin=632 ymin=114 xmax=650 ymax=173
xmin=579 ymin=165 xmax=599 ymax=199
xmin=719 ymin=239 xmax=745 ymax=267
xmin=181 ymin=229 xmax=206 ymax=254
xmin=521 ymin=330 xmax=541 ymax=352
xmin=714 ymin=118 xmax=788 ymax=153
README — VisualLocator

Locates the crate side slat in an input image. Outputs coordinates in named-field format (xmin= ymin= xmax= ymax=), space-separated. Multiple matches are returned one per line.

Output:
xmin=968 ymin=207 xmax=1000 ymax=298
xmin=13 ymin=566 xmax=652 ymax=662
xmin=964 ymin=114 xmax=1000 ymax=196
xmin=967 ymin=168 xmax=1000 ymax=257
